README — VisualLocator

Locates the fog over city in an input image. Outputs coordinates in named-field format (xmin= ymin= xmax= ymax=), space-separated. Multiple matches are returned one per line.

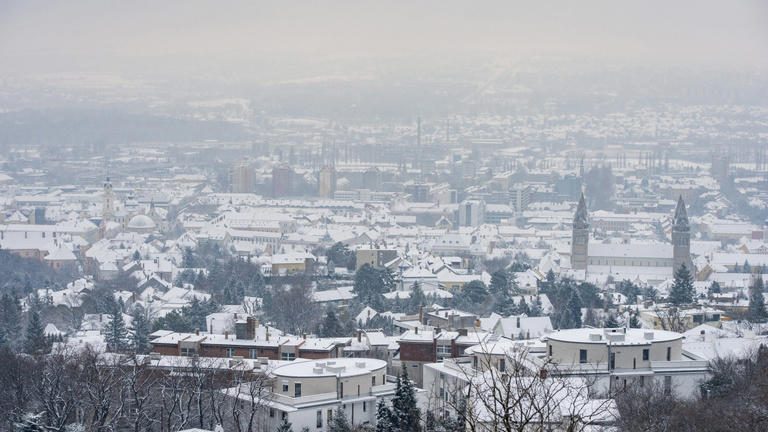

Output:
xmin=0 ymin=2 xmax=767 ymax=432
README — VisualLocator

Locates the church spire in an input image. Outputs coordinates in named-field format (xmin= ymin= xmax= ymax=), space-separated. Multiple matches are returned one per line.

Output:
xmin=574 ymin=193 xmax=589 ymax=229
xmin=672 ymin=195 xmax=693 ymax=272
xmin=571 ymin=193 xmax=590 ymax=271
xmin=673 ymin=195 xmax=689 ymax=231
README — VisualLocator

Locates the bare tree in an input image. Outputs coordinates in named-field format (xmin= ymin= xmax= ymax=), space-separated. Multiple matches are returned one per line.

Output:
xmin=428 ymin=342 xmax=615 ymax=432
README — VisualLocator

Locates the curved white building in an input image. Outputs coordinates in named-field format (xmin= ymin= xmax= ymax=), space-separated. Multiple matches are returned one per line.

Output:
xmin=240 ymin=358 xmax=397 ymax=431
xmin=544 ymin=327 xmax=709 ymax=398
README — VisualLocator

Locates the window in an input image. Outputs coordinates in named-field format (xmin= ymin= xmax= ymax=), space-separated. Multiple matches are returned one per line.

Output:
xmin=437 ymin=345 xmax=451 ymax=356
xmin=180 ymin=347 xmax=197 ymax=356
xmin=282 ymin=352 xmax=296 ymax=361
xmin=316 ymin=410 xmax=323 ymax=428
xmin=294 ymin=383 xmax=302 ymax=398
xmin=548 ymin=345 xmax=553 ymax=357
xmin=609 ymin=353 xmax=616 ymax=370
xmin=282 ymin=384 xmax=288 ymax=393
xmin=340 ymin=382 xmax=344 ymax=398
xmin=372 ymin=376 xmax=376 ymax=386
xmin=327 ymin=410 xmax=333 ymax=423
xmin=666 ymin=347 xmax=671 ymax=361
xmin=633 ymin=358 xmax=636 ymax=369
xmin=642 ymin=349 xmax=649 ymax=361
xmin=225 ymin=348 xmax=236 ymax=358
xmin=363 ymin=401 xmax=367 ymax=412
xmin=664 ymin=376 xmax=672 ymax=395
xmin=498 ymin=359 xmax=506 ymax=371
xmin=357 ymin=385 xmax=360 ymax=396
xmin=249 ymin=349 xmax=258 ymax=359
xmin=269 ymin=409 xmax=275 ymax=418
xmin=579 ymin=349 xmax=587 ymax=364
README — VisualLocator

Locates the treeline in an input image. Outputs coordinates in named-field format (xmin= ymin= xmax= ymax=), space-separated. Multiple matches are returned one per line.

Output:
xmin=616 ymin=346 xmax=768 ymax=431
xmin=0 ymin=250 xmax=74 ymax=296
xmin=0 ymin=346 xmax=271 ymax=432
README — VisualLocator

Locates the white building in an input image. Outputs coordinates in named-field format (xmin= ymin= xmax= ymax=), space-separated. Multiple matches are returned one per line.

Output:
xmin=231 ymin=358 xmax=398 ymax=431
xmin=544 ymin=327 xmax=710 ymax=398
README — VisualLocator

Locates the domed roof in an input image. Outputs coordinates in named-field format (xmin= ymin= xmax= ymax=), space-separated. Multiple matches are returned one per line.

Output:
xmin=127 ymin=214 xmax=156 ymax=230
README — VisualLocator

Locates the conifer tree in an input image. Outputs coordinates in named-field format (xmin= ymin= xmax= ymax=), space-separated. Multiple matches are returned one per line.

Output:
xmin=104 ymin=302 xmax=128 ymax=352
xmin=131 ymin=306 xmax=151 ymax=353
xmin=748 ymin=276 xmax=766 ymax=322
xmin=375 ymin=398 xmax=394 ymax=432
xmin=24 ymin=308 xmax=49 ymax=355
xmin=275 ymin=418 xmax=294 ymax=432
xmin=329 ymin=408 xmax=352 ymax=432
xmin=321 ymin=309 xmax=344 ymax=337
xmin=392 ymin=367 xmax=421 ymax=432
xmin=669 ymin=264 xmax=695 ymax=305
xmin=0 ymin=293 xmax=22 ymax=348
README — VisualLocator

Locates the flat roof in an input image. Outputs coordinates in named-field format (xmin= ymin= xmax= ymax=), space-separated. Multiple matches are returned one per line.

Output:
xmin=272 ymin=358 xmax=387 ymax=379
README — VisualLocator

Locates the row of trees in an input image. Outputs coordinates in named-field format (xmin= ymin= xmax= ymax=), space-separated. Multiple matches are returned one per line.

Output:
xmin=616 ymin=346 xmax=768 ymax=431
xmin=2 ymin=347 xmax=275 ymax=432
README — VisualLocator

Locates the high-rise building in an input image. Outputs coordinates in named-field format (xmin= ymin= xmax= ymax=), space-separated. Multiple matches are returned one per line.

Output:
xmin=510 ymin=184 xmax=532 ymax=212
xmin=571 ymin=193 xmax=590 ymax=271
xmin=458 ymin=199 xmax=486 ymax=227
xmin=272 ymin=164 xmax=294 ymax=198
xmin=362 ymin=167 xmax=382 ymax=191
xmin=672 ymin=195 xmax=693 ymax=272
xmin=318 ymin=165 xmax=337 ymax=198
xmin=231 ymin=159 xmax=254 ymax=193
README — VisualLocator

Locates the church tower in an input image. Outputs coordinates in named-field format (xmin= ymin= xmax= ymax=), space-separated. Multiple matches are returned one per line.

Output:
xmin=571 ymin=193 xmax=590 ymax=271
xmin=672 ymin=195 xmax=693 ymax=272
xmin=102 ymin=177 xmax=114 ymax=221
xmin=100 ymin=176 xmax=115 ymax=239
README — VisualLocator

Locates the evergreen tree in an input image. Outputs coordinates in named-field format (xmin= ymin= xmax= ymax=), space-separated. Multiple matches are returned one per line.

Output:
xmin=489 ymin=270 xmax=509 ymax=295
xmin=629 ymin=309 xmax=641 ymax=328
xmin=131 ymin=306 xmax=151 ymax=353
xmin=461 ymin=280 xmax=488 ymax=305
xmin=643 ymin=286 xmax=658 ymax=302
xmin=275 ymin=418 xmax=294 ymax=432
xmin=604 ymin=313 xmax=619 ymax=328
xmin=25 ymin=308 xmax=49 ymax=355
xmin=743 ymin=260 xmax=752 ymax=274
xmin=558 ymin=288 xmax=582 ymax=329
xmin=321 ymin=309 xmax=344 ymax=337
xmin=392 ymin=367 xmax=421 ymax=432
xmin=375 ymin=398 xmax=394 ymax=432
xmin=748 ymin=276 xmax=766 ymax=322
xmin=408 ymin=281 xmax=427 ymax=314
xmin=182 ymin=247 xmax=197 ymax=267
xmin=517 ymin=297 xmax=530 ymax=316
xmin=354 ymin=264 xmax=389 ymax=310
xmin=583 ymin=307 xmax=598 ymax=327
xmin=708 ymin=281 xmax=722 ymax=296
xmin=528 ymin=296 xmax=543 ymax=317
xmin=329 ymin=408 xmax=352 ymax=432
xmin=0 ymin=293 xmax=22 ymax=349
xmin=104 ymin=302 xmax=128 ymax=352
xmin=669 ymin=264 xmax=695 ymax=305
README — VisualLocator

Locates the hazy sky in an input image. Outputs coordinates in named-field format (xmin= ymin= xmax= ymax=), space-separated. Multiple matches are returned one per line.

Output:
xmin=1 ymin=0 xmax=767 ymax=76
